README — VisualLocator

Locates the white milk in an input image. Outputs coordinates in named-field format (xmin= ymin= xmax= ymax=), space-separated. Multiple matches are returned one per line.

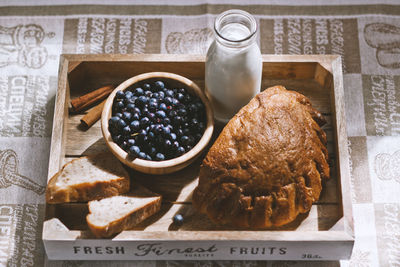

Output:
xmin=205 ymin=10 xmax=262 ymax=123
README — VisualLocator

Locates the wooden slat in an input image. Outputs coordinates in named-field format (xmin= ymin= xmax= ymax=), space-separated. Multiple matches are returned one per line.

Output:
xmin=47 ymin=56 xmax=69 ymax=179
xmin=45 ymin=202 xmax=341 ymax=234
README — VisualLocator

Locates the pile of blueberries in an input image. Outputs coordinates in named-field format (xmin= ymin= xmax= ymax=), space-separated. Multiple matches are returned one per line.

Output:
xmin=108 ymin=80 xmax=207 ymax=161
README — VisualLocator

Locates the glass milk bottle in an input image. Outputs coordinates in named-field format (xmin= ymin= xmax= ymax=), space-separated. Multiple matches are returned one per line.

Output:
xmin=205 ymin=9 xmax=262 ymax=123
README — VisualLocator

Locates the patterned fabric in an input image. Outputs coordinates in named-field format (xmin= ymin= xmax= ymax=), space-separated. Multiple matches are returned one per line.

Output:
xmin=0 ymin=1 xmax=399 ymax=266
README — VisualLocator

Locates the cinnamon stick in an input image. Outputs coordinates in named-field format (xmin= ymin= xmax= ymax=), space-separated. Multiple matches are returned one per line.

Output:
xmin=70 ymin=85 xmax=114 ymax=113
xmin=80 ymin=99 xmax=107 ymax=128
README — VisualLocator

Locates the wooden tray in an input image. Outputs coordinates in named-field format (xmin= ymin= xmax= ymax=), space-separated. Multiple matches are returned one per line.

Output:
xmin=43 ymin=54 xmax=354 ymax=261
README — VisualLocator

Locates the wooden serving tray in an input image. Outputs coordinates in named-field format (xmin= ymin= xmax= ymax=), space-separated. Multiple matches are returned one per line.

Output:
xmin=43 ymin=54 xmax=354 ymax=261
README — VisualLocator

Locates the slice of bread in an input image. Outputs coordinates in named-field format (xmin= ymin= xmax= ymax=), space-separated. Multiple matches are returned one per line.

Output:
xmin=46 ymin=153 xmax=130 ymax=204
xmin=86 ymin=185 xmax=161 ymax=238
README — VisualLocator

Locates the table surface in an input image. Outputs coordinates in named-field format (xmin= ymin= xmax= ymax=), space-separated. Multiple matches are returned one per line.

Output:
xmin=1 ymin=1 xmax=399 ymax=266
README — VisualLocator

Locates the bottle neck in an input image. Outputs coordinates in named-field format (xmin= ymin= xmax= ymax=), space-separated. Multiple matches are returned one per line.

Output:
xmin=214 ymin=9 xmax=258 ymax=49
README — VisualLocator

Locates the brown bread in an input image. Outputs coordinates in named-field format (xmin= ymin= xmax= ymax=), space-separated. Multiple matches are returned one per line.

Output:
xmin=46 ymin=153 xmax=130 ymax=204
xmin=87 ymin=184 xmax=161 ymax=238
xmin=193 ymin=86 xmax=329 ymax=228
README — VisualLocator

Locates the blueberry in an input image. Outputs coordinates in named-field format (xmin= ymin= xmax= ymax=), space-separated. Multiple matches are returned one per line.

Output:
xmin=176 ymin=128 xmax=184 ymax=137
xmin=117 ymin=119 xmax=127 ymax=129
xmin=149 ymin=147 xmax=157 ymax=157
xmin=132 ymin=107 xmax=140 ymax=114
xmin=115 ymin=100 xmax=125 ymax=111
xmin=138 ymin=152 xmax=147 ymax=159
xmin=169 ymin=110 xmax=177 ymax=117
xmin=159 ymin=103 xmax=167 ymax=111
xmin=155 ymin=153 xmax=165 ymax=161
xmin=181 ymin=135 xmax=189 ymax=145
xmin=143 ymin=83 xmax=151 ymax=91
xmin=195 ymin=133 xmax=203 ymax=142
xmin=178 ymin=88 xmax=186 ymax=94
xmin=140 ymin=117 xmax=150 ymax=127
xmin=122 ymin=125 xmax=131 ymax=136
xmin=125 ymin=90 xmax=133 ymax=99
xmin=121 ymin=141 xmax=129 ymax=151
xmin=164 ymin=139 xmax=172 ymax=149
xmin=126 ymin=103 xmax=136 ymax=112
xmin=139 ymin=129 xmax=147 ymax=137
xmin=125 ymin=99 xmax=135 ymax=107
xmin=145 ymin=90 xmax=152 ymax=97
xmin=154 ymin=81 xmax=165 ymax=90
xmin=154 ymin=124 xmax=163 ymax=135
xmin=163 ymin=117 xmax=171 ymax=125
xmin=112 ymin=134 xmax=123 ymax=144
xmin=188 ymin=103 xmax=197 ymax=113
xmin=172 ymin=140 xmax=180 ymax=150
xmin=198 ymin=122 xmax=205 ymax=132
xmin=183 ymin=94 xmax=192 ymax=103
xmin=162 ymin=126 xmax=171 ymax=136
xmin=142 ymin=107 xmax=149 ymax=117
xmin=170 ymin=133 xmax=177 ymax=141
xmin=164 ymin=97 xmax=173 ymax=105
xmin=177 ymin=108 xmax=187 ymax=116
xmin=156 ymin=110 xmax=166 ymax=118
xmin=122 ymin=112 xmax=132 ymax=122
xmin=134 ymin=87 xmax=144 ymax=96
xmin=195 ymin=101 xmax=204 ymax=110
xmin=148 ymin=101 xmax=158 ymax=112
xmin=130 ymin=120 xmax=140 ymax=131
xmin=183 ymin=127 xmax=191 ymax=135
xmin=148 ymin=112 xmax=156 ymax=122
xmin=115 ymin=112 xmax=123 ymax=118
xmin=190 ymin=118 xmax=199 ymax=128
xmin=109 ymin=116 xmax=120 ymax=126
xmin=173 ymin=214 xmax=184 ymax=225
xmin=185 ymin=145 xmax=193 ymax=151
xmin=187 ymin=136 xmax=195 ymax=145
xmin=166 ymin=89 xmax=174 ymax=97
xmin=109 ymin=125 xmax=118 ymax=135
xmin=146 ymin=155 xmax=152 ymax=161
xmin=152 ymin=92 xmax=159 ymax=99
xmin=158 ymin=91 xmax=165 ymax=99
xmin=127 ymin=139 xmax=136 ymax=147
xmin=171 ymin=98 xmax=179 ymax=106
xmin=129 ymin=145 xmax=140 ymax=156
xmin=148 ymin=131 xmax=155 ymax=141
xmin=173 ymin=116 xmax=183 ymax=126
xmin=132 ymin=113 xmax=140 ymax=121
xmin=176 ymin=93 xmax=184 ymax=101
xmin=116 ymin=90 xmax=125 ymax=100
xmin=136 ymin=96 xmax=148 ymax=107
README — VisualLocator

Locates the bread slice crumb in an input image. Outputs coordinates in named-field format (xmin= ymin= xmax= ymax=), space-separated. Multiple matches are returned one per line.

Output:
xmin=87 ymin=185 xmax=161 ymax=238
xmin=46 ymin=153 xmax=130 ymax=204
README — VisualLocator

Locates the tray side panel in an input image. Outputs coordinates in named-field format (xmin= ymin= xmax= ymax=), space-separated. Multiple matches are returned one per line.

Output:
xmin=44 ymin=239 xmax=353 ymax=261
xmin=47 ymin=56 xmax=70 ymax=179
xmin=330 ymin=56 xmax=354 ymax=238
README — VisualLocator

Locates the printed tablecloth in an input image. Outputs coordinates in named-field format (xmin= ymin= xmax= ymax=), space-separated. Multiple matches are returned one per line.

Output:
xmin=0 ymin=1 xmax=399 ymax=266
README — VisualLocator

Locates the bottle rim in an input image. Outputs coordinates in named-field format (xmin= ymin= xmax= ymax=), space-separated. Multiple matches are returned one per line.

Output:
xmin=214 ymin=9 xmax=257 ymax=46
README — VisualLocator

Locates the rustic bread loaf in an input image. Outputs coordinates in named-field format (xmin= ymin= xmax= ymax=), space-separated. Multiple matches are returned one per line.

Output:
xmin=193 ymin=86 xmax=329 ymax=228
xmin=87 ymin=185 xmax=161 ymax=238
xmin=46 ymin=153 xmax=130 ymax=204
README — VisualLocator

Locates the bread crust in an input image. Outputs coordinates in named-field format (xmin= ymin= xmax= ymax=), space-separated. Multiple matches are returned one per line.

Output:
xmin=46 ymin=153 xmax=130 ymax=204
xmin=86 ymin=186 xmax=162 ymax=238
xmin=193 ymin=86 xmax=329 ymax=228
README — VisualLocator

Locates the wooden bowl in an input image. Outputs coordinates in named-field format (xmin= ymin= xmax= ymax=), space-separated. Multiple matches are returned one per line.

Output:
xmin=101 ymin=72 xmax=214 ymax=175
